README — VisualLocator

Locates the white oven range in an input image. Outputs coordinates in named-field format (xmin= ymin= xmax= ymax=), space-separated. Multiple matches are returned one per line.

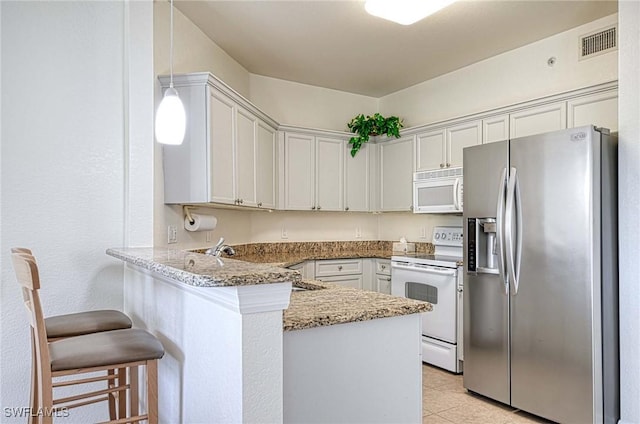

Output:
xmin=391 ymin=226 xmax=463 ymax=373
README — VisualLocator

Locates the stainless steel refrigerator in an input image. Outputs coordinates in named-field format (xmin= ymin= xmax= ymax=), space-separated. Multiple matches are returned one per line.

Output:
xmin=462 ymin=126 xmax=618 ymax=424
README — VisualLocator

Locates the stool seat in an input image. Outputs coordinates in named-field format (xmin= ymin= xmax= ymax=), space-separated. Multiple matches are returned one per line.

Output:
xmin=46 ymin=310 xmax=132 ymax=339
xmin=50 ymin=328 xmax=164 ymax=372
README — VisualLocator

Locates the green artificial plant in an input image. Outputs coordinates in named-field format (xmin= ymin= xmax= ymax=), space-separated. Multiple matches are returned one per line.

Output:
xmin=347 ymin=113 xmax=403 ymax=157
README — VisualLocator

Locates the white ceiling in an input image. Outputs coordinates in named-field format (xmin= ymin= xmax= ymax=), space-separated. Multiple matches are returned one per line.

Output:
xmin=174 ymin=0 xmax=618 ymax=97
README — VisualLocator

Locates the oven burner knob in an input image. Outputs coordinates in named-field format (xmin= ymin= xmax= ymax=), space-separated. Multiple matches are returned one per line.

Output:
xmin=435 ymin=233 xmax=440 ymax=240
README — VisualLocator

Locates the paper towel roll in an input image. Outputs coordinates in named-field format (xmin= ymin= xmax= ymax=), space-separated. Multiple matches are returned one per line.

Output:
xmin=184 ymin=214 xmax=217 ymax=232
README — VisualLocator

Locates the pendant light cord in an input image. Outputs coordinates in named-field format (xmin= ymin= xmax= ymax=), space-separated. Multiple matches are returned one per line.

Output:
xmin=169 ymin=0 xmax=175 ymax=89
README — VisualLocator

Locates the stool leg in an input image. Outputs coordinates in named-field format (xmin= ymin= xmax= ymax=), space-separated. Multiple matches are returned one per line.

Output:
xmin=30 ymin=330 xmax=38 ymax=424
xmin=130 ymin=365 xmax=139 ymax=421
xmin=146 ymin=361 xmax=158 ymax=424
xmin=116 ymin=367 xmax=127 ymax=420
xmin=107 ymin=369 xmax=116 ymax=420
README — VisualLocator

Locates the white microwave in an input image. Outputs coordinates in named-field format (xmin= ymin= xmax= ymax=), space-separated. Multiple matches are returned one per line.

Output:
xmin=413 ymin=167 xmax=463 ymax=213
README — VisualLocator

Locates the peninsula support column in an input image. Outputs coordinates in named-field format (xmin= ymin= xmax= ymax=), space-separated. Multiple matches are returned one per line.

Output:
xmin=123 ymin=265 xmax=292 ymax=423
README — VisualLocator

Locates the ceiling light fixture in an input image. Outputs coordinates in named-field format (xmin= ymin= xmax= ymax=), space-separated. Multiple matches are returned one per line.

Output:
xmin=364 ymin=0 xmax=456 ymax=26
xmin=155 ymin=0 xmax=186 ymax=145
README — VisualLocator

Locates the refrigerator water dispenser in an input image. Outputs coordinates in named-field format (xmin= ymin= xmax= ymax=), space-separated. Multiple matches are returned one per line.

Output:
xmin=467 ymin=218 xmax=499 ymax=274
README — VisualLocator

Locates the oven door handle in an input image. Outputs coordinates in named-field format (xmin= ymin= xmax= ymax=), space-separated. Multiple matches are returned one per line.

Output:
xmin=391 ymin=263 xmax=456 ymax=276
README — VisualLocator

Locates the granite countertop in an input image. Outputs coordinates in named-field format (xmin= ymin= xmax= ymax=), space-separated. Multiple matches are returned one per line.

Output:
xmin=107 ymin=245 xmax=432 ymax=331
xmin=285 ymin=280 xmax=432 ymax=331
xmin=234 ymin=249 xmax=394 ymax=267
xmin=106 ymin=247 xmax=301 ymax=287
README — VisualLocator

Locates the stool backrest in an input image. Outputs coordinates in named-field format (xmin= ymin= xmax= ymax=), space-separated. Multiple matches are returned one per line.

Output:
xmin=10 ymin=251 xmax=52 ymax=387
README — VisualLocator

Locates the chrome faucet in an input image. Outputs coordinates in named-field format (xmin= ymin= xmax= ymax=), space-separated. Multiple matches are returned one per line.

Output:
xmin=205 ymin=237 xmax=236 ymax=257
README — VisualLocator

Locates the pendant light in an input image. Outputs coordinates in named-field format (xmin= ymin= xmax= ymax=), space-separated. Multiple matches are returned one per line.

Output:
xmin=155 ymin=0 xmax=186 ymax=145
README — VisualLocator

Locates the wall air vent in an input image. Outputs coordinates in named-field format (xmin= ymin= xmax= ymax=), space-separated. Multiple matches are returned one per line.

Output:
xmin=579 ymin=26 xmax=617 ymax=60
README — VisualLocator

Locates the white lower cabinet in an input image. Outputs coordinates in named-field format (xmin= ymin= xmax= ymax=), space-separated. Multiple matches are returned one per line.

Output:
xmin=374 ymin=259 xmax=392 ymax=294
xmin=314 ymin=259 xmax=363 ymax=289
xmin=289 ymin=261 xmax=315 ymax=280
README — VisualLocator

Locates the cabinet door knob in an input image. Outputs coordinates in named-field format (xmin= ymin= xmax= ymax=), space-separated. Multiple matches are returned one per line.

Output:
xmin=240 ymin=199 xmax=244 ymax=204
xmin=387 ymin=277 xmax=391 ymax=281
xmin=257 ymin=202 xmax=262 ymax=207
xmin=446 ymin=163 xmax=451 ymax=168
xmin=409 ymin=205 xmax=414 ymax=211
xmin=311 ymin=206 xmax=316 ymax=210
xmin=381 ymin=265 xmax=386 ymax=270
xmin=317 ymin=205 xmax=322 ymax=210
xmin=338 ymin=265 xmax=343 ymax=271
xmin=440 ymin=163 xmax=444 ymax=168
xmin=235 ymin=199 xmax=239 ymax=204
xmin=345 ymin=207 xmax=350 ymax=211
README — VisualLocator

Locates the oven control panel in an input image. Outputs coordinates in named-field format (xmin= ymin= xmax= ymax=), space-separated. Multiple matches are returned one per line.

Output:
xmin=433 ymin=226 xmax=464 ymax=246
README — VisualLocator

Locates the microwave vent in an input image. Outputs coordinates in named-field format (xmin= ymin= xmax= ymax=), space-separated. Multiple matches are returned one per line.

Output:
xmin=414 ymin=167 xmax=463 ymax=181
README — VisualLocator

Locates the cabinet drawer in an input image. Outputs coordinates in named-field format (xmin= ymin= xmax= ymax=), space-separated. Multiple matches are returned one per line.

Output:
xmin=316 ymin=274 xmax=363 ymax=290
xmin=375 ymin=259 xmax=391 ymax=275
xmin=314 ymin=259 xmax=362 ymax=277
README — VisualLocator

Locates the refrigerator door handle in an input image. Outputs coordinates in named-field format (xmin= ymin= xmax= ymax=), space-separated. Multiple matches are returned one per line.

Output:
xmin=505 ymin=167 xmax=520 ymax=295
xmin=514 ymin=171 xmax=523 ymax=294
xmin=496 ymin=167 xmax=508 ymax=295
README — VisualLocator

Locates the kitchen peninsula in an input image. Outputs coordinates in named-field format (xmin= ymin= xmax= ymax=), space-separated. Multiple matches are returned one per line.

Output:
xmin=107 ymin=247 xmax=430 ymax=423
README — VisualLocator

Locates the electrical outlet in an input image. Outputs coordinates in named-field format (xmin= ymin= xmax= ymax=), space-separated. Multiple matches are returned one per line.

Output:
xmin=167 ymin=225 xmax=178 ymax=244
xmin=355 ymin=227 xmax=362 ymax=238
xmin=420 ymin=227 xmax=427 ymax=239
xmin=281 ymin=227 xmax=288 ymax=239
xmin=206 ymin=231 xmax=213 ymax=243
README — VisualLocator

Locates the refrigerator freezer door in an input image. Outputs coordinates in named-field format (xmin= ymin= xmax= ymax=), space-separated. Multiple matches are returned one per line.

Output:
xmin=508 ymin=127 xmax=600 ymax=423
xmin=462 ymin=141 xmax=510 ymax=404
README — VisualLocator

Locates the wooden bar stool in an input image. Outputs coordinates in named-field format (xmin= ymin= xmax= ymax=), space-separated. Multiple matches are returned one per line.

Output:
xmin=11 ymin=251 xmax=164 ymax=424
xmin=11 ymin=248 xmax=134 ymax=422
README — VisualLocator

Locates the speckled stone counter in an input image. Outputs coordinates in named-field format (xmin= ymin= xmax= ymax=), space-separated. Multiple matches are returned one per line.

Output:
xmin=107 ymin=247 xmax=301 ymax=287
xmin=194 ymin=240 xmax=435 ymax=267
xmin=284 ymin=280 xmax=432 ymax=331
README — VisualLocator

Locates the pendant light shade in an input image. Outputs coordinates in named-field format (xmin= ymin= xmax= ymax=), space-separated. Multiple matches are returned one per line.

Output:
xmin=155 ymin=87 xmax=186 ymax=145
xmin=155 ymin=0 xmax=185 ymax=145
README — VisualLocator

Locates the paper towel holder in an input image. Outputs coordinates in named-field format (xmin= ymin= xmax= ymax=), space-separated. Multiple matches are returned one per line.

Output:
xmin=183 ymin=205 xmax=196 ymax=225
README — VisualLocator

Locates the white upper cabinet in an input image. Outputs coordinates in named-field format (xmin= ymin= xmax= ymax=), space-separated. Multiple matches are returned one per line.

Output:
xmin=509 ymin=102 xmax=567 ymax=139
xmin=416 ymin=129 xmax=445 ymax=171
xmin=284 ymin=133 xmax=316 ymax=210
xmin=209 ymin=91 xmax=236 ymax=204
xmin=567 ymin=90 xmax=618 ymax=132
xmin=344 ymin=142 xmax=370 ymax=212
xmin=283 ymin=132 xmax=345 ymax=211
xmin=161 ymin=73 xmax=278 ymax=206
xmin=416 ymin=120 xmax=481 ymax=171
xmin=379 ymin=135 xmax=415 ymax=212
xmin=447 ymin=120 xmax=482 ymax=167
xmin=235 ymin=107 xmax=257 ymax=207
xmin=256 ymin=121 xmax=277 ymax=209
xmin=483 ymin=115 xmax=510 ymax=144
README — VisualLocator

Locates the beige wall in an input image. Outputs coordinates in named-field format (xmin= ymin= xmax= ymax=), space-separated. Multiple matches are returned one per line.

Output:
xmin=154 ymin=2 xmax=253 ymax=248
xmin=379 ymin=14 xmax=618 ymax=127
xmin=249 ymin=74 xmax=378 ymax=131
xmin=154 ymin=8 xmax=618 ymax=249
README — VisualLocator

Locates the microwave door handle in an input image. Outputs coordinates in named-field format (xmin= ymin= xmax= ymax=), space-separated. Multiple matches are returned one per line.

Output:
xmin=453 ymin=179 xmax=461 ymax=211
xmin=496 ymin=168 xmax=508 ymax=295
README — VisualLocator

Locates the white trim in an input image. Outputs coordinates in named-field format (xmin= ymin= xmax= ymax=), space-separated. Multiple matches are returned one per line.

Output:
xmin=128 ymin=264 xmax=292 ymax=314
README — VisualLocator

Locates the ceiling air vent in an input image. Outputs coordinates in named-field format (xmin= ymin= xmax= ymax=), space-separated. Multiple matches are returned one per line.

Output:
xmin=580 ymin=26 xmax=617 ymax=60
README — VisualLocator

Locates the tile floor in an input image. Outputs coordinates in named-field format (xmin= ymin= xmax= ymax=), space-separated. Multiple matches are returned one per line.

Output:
xmin=422 ymin=364 xmax=554 ymax=424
